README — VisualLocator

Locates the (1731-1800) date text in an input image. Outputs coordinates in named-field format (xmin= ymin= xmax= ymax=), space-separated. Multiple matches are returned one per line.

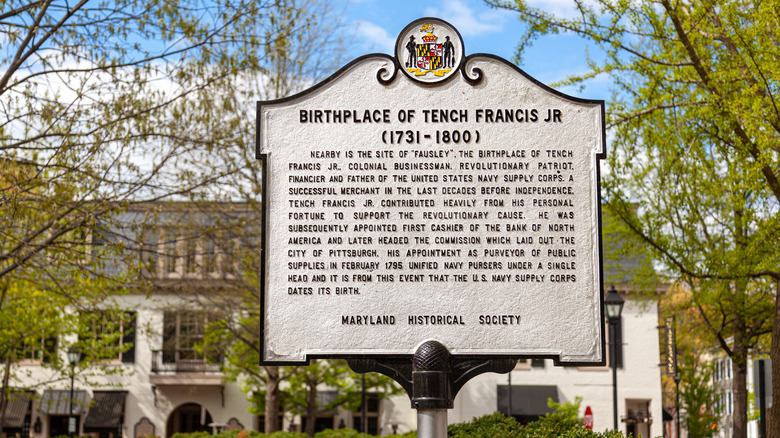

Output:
xmin=381 ymin=130 xmax=480 ymax=145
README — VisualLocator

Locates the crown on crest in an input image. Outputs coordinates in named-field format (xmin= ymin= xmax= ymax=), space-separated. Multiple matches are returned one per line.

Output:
xmin=420 ymin=23 xmax=437 ymax=43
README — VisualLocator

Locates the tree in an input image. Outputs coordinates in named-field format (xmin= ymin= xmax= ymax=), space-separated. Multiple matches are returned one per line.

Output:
xmin=0 ymin=0 xmax=344 ymax=429
xmin=173 ymin=0 xmax=368 ymax=433
xmin=660 ymin=284 xmax=726 ymax=438
xmin=0 ymin=273 xmax=135 ymax=436
xmin=282 ymin=360 xmax=400 ymax=436
xmin=679 ymin=353 xmax=718 ymax=438
xmin=487 ymin=1 xmax=780 ymax=436
xmin=0 ymin=0 xmax=272 ymax=283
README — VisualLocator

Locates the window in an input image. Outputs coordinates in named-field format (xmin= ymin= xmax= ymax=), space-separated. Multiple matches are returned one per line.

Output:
xmin=46 ymin=226 xmax=93 ymax=266
xmin=715 ymin=392 xmax=730 ymax=414
xmin=142 ymin=228 xmax=159 ymax=276
xmin=301 ymin=391 xmax=338 ymax=434
xmin=624 ymin=399 xmax=652 ymax=438
xmin=18 ymin=338 xmax=44 ymax=362
xmin=72 ymin=227 xmax=93 ymax=264
xmin=497 ymin=385 xmax=558 ymax=424
xmin=727 ymin=391 xmax=733 ymax=415
xmin=352 ymin=393 xmax=380 ymax=435
xmin=79 ymin=311 xmax=136 ymax=364
xmin=143 ymin=228 xmax=237 ymax=279
xmin=184 ymin=236 xmax=198 ymax=275
xmin=204 ymin=238 xmax=217 ymax=274
xmin=17 ymin=337 xmax=49 ymax=363
xmin=220 ymin=238 xmax=238 ymax=277
xmin=15 ymin=336 xmax=57 ymax=364
xmin=162 ymin=311 xmax=221 ymax=367
xmin=164 ymin=228 xmax=179 ymax=275
xmin=714 ymin=359 xmax=731 ymax=382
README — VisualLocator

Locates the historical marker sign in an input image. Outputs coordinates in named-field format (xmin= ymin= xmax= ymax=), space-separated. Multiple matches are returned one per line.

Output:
xmin=257 ymin=18 xmax=606 ymax=365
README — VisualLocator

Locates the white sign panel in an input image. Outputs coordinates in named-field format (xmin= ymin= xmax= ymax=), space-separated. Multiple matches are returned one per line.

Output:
xmin=257 ymin=18 xmax=606 ymax=364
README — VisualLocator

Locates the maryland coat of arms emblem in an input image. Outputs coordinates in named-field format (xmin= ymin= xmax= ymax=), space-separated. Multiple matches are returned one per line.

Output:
xmin=395 ymin=18 xmax=463 ymax=84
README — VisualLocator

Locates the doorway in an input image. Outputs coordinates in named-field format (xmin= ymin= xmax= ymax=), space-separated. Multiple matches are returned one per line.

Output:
xmin=49 ymin=415 xmax=79 ymax=437
xmin=166 ymin=403 xmax=212 ymax=438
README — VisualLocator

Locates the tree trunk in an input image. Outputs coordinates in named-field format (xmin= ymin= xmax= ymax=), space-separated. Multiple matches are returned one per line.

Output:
xmin=305 ymin=377 xmax=318 ymax=437
xmin=733 ymin=341 xmax=748 ymax=438
xmin=264 ymin=366 xmax=281 ymax=434
xmin=768 ymin=280 xmax=780 ymax=438
xmin=0 ymin=356 xmax=12 ymax=437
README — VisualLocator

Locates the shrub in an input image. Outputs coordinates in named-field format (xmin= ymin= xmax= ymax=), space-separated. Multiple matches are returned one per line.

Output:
xmin=313 ymin=429 xmax=374 ymax=438
xmin=169 ymin=430 xmax=306 ymax=438
xmin=447 ymin=412 xmax=523 ymax=438
xmin=518 ymin=398 xmax=585 ymax=437
xmin=163 ymin=411 xmax=655 ymax=438
xmin=267 ymin=432 xmax=309 ymax=438
xmin=170 ymin=432 xmax=212 ymax=438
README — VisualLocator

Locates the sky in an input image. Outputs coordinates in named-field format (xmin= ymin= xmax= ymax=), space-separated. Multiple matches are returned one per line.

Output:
xmin=343 ymin=0 xmax=611 ymax=101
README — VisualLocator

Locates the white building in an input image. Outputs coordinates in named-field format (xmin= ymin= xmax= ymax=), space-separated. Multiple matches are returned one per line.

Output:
xmin=711 ymin=354 xmax=770 ymax=438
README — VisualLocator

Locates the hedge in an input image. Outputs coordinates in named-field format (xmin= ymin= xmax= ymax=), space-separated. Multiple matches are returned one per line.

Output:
xmin=166 ymin=410 xmax=656 ymax=438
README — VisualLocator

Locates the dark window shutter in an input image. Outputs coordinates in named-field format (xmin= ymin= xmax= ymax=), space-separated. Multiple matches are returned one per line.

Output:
xmin=77 ymin=313 xmax=87 ymax=362
xmin=42 ymin=336 xmax=58 ymax=363
xmin=121 ymin=312 xmax=137 ymax=363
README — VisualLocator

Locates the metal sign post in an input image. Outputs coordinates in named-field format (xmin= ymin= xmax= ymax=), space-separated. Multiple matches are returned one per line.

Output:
xmin=348 ymin=341 xmax=516 ymax=438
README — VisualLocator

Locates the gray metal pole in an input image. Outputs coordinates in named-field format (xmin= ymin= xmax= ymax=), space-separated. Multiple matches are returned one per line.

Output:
xmin=508 ymin=372 xmax=512 ymax=419
xmin=759 ymin=360 xmax=766 ymax=438
xmin=417 ymin=409 xmax=447 ymax=438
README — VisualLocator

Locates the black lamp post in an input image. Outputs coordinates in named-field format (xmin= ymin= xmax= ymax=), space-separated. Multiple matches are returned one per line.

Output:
xmin=674 ymin=372 xmax=681 ymax=438
xmin=604 ymin=285 xmax=625 ymax=431
xmin=67 ymin=348 xmax=80 ymax=437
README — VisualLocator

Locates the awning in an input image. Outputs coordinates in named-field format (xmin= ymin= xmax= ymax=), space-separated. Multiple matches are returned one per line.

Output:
xmin=38 ymin=390 xmax=90 ymax=415
xmin=497 ymin=385 xmax=559 ymax=418
xmin=83 ymin=391 xmax=128 ymax=432
xmin=1 ymin=391 xmax=34 ymax=429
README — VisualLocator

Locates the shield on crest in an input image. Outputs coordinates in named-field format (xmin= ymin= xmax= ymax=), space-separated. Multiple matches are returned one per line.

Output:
xmin=416 ymin=42 xmax=443 ymax=71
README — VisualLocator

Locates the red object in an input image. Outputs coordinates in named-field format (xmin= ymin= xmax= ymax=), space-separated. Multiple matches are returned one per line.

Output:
xmin=584 ymin=406 xmax=594 ymax=430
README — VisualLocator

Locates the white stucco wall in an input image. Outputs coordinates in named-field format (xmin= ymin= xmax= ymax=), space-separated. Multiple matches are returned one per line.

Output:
xmin=11 ymin=293 xmax=256 ymax=438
